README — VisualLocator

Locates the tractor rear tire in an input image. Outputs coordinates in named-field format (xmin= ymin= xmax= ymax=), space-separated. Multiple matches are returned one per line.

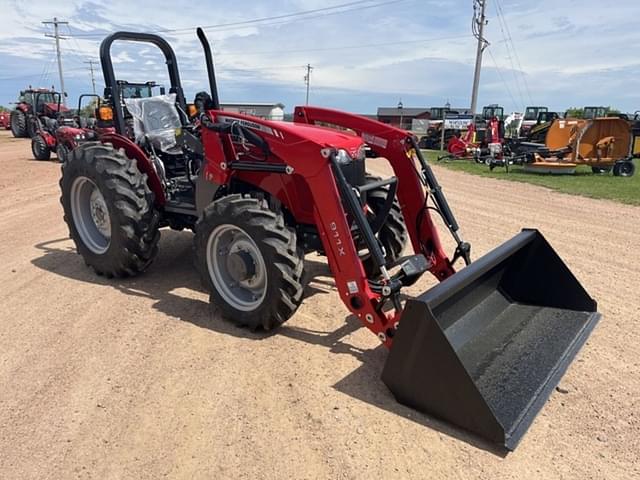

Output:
xmin=613 ymin=160 xmax=635 ymax=177
xmin=31 ymin=134 xmax=51 ymax=161
xmin=60 ymin=142 xmax=160 ymax=278
xmin=194 ymin=194 xmax=305 ymax=330
xmin=362 ymin=175 xmax=408 ymax=276
xmin=10 ymin=110 xmax=27 ymax=138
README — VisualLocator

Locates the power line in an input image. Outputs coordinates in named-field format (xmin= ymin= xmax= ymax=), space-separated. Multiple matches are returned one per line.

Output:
xmin=37 ymin=44 xmax=58 ymax=86
xmin=494 ymin=0 xmax=533 ymax=104
xmin=216 ymin=34 xmax=471 ymax=57
xmin=486 ymin=47 xmax=518 ymax=109
xmin=492 ymin=1 xmax=526 ymax=109
xmin=66 ymin=0 xmax=411 ymax=38
xmin=0 ymin=66 xmax=86 ymax=82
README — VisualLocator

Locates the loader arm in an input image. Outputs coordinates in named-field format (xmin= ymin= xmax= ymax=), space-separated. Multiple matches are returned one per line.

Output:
xmin=294 ymin=106 xmax=470 ymax=279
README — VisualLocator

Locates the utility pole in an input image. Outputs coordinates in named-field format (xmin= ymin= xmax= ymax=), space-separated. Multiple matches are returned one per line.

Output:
xmin=470 ymin=0 xmax=489 ymax=115
xmin=304 ymin=64 xmax=313 ymax=105
xmin=43 ymin=17 xmax=69 ymax=106
xmin=84 ymin=60 xmax=98 ymax=94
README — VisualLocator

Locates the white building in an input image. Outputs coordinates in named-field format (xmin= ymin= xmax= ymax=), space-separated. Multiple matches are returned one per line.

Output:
xmin=221 ymin=102 xmax=285 ymax=121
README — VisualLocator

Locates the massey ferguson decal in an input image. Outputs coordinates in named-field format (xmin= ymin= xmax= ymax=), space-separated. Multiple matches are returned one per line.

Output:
xmin=362 ymin=132 xmax=388 ymax=149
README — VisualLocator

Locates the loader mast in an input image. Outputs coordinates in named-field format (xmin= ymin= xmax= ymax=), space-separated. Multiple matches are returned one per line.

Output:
xmin=294 ymin=106 xmax=470 ymax=277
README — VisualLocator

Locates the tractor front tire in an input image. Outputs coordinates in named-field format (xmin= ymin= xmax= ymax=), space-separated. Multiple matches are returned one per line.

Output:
xmin=56 ymin=143 xmax=70 ymax=163
xmin=60 ymin=142 xmax=160 ymax=277
xmin=591 ymin=166 xmax=612 ymax=174
xmin=26 ymin=118 xmax=37 ymax=138
xmin=362 ymin=175 xmax=408 ymax=276
xmin=195 ymin=194 xmax=305 ymax=330
xmin=10 ymin=110 xmax=27 ymax=138
xmin=31 ymin=134 xmax=51 ymax=161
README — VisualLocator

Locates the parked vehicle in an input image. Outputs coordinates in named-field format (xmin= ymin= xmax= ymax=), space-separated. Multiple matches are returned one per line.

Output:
xmin=59 ymin=28 xmax=600 ymax=450
xmin=10 ymin=87 xmax=68 ymax=138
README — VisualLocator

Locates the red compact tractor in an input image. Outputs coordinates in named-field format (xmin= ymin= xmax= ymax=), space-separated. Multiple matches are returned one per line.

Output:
xmin=59 ymin=29 xmax=600 ymax=450
xmin=30 ymin=92 xmax=91 ymax=161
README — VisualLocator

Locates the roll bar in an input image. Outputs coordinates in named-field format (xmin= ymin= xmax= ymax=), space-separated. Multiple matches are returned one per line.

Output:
xmin=99 ymin=31 xmax=187 ymax=134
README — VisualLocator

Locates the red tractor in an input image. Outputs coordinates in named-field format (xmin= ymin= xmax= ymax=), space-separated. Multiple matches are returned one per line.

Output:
xmin=30 ymin=92 xmax=96 ymax=162
xmin=59 ymin=29 xmax=600 ymax=450
xmin=10 ymin=87 xmax=68 ymax=138
xmin=0 ymin=110 xmax=11 ymax=130
xmin=38 ymin=93 xmax=117 ymax=163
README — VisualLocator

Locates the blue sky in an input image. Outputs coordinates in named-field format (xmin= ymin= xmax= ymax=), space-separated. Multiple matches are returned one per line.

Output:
xmin=1 ymin=0 xmax=639 ymax=114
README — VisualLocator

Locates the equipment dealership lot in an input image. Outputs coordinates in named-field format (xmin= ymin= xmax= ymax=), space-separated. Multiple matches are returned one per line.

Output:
xmin=0 ymin=129 xmax=637 ymax=478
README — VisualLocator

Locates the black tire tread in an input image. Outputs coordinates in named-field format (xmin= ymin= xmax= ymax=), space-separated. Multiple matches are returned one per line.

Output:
xmin=10 ymin=110 xmax=27 ymax=138
xmin=194 ymin=194 xmax=305 ymax=330
xmin=60 ymin=141 xmax=160 ymax=278
xmin=362 ymin=174 xmax=408 ymax=275
xmin=31 ymin=134 xmax=51 ymax=160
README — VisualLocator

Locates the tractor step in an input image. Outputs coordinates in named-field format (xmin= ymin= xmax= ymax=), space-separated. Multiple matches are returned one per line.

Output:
xmin=382 ymin=229 xmax=600 ymax=450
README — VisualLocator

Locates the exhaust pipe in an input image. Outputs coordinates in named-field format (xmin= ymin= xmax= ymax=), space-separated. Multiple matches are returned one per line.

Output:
xmin=196 ymin=27 xmax=220 ymax=110
xmin=382 ymin=229 xmax=600 ymax=450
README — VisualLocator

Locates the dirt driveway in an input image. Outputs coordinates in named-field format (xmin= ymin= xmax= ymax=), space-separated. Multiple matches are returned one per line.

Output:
xmin=0 ymin=130 xmax=638 ymax=479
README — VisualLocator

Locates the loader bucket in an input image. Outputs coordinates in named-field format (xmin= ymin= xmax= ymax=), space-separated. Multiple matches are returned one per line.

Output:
xmin=382 ymin=229 xmax=600 ymax=450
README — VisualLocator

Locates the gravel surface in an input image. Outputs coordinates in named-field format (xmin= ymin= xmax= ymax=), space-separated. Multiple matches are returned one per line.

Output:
xmin=0 ymin=130 xmax=638 ymax=479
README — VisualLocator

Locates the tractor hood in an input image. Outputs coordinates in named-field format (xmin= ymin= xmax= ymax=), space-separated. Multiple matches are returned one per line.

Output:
xmin=214 ymin=112 xmax=364 ymax=157
xmin=44 ymin=103 xmax=69 ymax=115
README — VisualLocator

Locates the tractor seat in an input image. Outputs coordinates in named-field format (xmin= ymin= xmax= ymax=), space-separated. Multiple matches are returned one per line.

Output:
xmin=42 ymin=116 xmax=58 ymax=131
xmin=124 ymin=94 xmax=182 ymax=152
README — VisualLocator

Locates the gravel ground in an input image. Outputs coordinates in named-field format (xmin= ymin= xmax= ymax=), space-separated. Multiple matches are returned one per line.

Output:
xmin=0 ymin=130 xmax=638 ymax=479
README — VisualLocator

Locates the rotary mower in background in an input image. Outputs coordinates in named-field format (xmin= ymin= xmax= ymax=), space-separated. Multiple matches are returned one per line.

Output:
xmin=59 ymin=28 xmax=601 ymax=450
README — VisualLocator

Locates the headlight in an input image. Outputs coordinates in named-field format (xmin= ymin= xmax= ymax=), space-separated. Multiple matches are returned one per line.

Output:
xmin=334 ymin=149 xmax=352 ymax=165
xmin=75 ymin=133 xmax=85 ymax=140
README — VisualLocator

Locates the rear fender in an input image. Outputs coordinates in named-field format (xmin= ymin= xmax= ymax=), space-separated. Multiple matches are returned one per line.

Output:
xmin=201 ymin=111 xmax=337 ymax=224
xmin=41 ymin=131 xmax=57 ymax=148
xmin=99 ymin=133 xmax=166 ymax=206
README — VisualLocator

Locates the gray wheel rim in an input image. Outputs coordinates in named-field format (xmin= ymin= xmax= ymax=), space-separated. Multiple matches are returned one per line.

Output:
xmin=70 ymin=176 xmax=111 ymax=254
xmin=206 ymin=224 xmax=268 ymax=311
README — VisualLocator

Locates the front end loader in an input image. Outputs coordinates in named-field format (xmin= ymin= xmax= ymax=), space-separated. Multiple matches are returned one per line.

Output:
xmin=59 ymin=28 xmax=600 ymax=451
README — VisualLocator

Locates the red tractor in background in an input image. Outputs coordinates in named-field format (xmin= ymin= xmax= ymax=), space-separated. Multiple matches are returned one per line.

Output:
xmin=31 ymin=92 xmax=93 ymax=162
xmin=59 ymin=28 xmax=600 ymax=450
xmin=10 ymin=87 xmax=68 ymax=138
xmin=0 ymin=110 xmax=11 ymax=130
xmin=32 ymin=93 xmax=117 ymax=162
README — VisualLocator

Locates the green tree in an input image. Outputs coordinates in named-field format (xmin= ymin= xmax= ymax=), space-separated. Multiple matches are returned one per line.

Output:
xmin=79 ymin=98 xmax=100 ymax=118
xmin=565 ymin=107 xmax=584 ymax=118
